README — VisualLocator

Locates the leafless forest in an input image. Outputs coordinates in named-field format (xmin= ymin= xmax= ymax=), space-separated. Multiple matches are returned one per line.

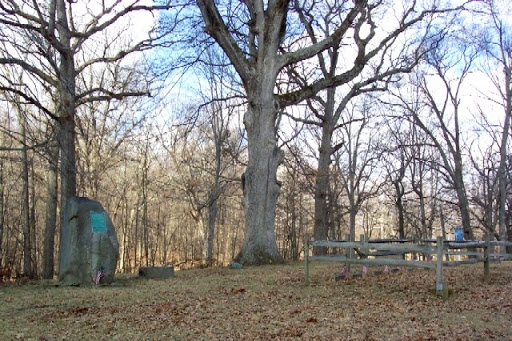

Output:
xmin=0 ymin=0 xmax=511 ymax=279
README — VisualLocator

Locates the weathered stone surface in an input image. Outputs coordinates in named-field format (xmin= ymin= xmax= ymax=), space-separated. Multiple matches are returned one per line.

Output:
xmin=139 ymin=266 xmax=175 ymax=279
xmin=58 ymin=197 xmax=119 ymax=286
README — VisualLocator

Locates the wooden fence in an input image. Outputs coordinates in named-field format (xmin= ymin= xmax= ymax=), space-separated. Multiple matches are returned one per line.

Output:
xmin=304 ymin=234 xmax=512 ymax=296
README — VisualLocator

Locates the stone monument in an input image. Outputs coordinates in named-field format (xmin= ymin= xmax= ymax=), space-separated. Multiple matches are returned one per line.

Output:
xmin=58 ymin=196 xmax=119 ymax=286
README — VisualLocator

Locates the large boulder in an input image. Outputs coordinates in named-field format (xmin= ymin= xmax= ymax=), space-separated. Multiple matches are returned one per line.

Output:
xmin=58 ymin=196 xmax=119 ymax=286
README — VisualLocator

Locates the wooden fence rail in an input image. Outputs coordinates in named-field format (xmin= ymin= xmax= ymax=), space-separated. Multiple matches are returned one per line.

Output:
xmin=304 ymin=234 xmax=512 ymax=296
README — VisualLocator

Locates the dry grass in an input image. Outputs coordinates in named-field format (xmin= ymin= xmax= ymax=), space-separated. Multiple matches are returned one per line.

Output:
xmin=1 ymin=261 xmax=512 ymax=340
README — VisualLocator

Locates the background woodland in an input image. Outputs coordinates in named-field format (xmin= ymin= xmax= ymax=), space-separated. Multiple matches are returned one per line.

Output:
xmin=0 ymin=0 xmax=511 ymax=278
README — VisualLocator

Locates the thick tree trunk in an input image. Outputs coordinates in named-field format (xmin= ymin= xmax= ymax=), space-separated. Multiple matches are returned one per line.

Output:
xmin=458 ymin=189 xmax=474 ymax=239
xmin=236 ymin=96 xmax=284 ymax=265
xmin=0 ymin=130 xmax=4 ymax=268
xmin=20 ymin=116 xmax=34 ymax=278
xmin=58 ymin=101 xmax=77 ymax=197
xmin=30 ymin=163 xmax=37 ymax=276
xmin=348 ymin=149 xmax=358 ymax=243
xmin=15 ymin=101 xmax=35 ymax=278
xmin=418 ymin=185 xmax=428 ymax=239
xmin=456 ymin=184 xmax=473 ymax=240
xmin=43 ymin=141 xmax=59 ymax=279
xmin=507 ymin=197 xmax=512 ymax=254
xmin=498 ymin=62 xmax=511 ymax=252
xmin=56 ymin=0 xmax=77 ymax=277
xmin=313 ymin=128 xmax=332 ymax=255
xmin=57 ymin=99 xmax=77 ymax=263
xmin=313 ymin=86 xmax=336 ymax=254
xmin=206 ymin=138 xmax=222 ymax=266
xmin=206 ymin=199 xmax=218 ymax=265
xmin=289 ymin=197 xmax=298 ymax=261
xmin=395 ymin=183 xmax=406 ymax=239
xmin=349 ymin=202 xmax=357 ymax=243
xmin=454 ymin=155 xmax=474 ymax=240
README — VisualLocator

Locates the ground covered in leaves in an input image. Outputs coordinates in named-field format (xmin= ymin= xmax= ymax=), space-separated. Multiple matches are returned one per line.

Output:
xmin=1 ymin=261 xmax=512 ymax=340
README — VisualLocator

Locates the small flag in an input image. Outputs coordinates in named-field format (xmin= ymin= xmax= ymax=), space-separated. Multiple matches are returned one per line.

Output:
xmin=362 ymin=265 xmax=368 ymax=275
xmin=95 ymin=267 xmax=105 ymax=286
xmin=384 ymin=265 xmax=389 ymax=273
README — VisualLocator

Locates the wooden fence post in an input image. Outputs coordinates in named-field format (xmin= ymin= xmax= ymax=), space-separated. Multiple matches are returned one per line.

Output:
xmin=305 ymin=233 xmax=310 ymax=285
xmin=361 ymin=233 xmax=369 ymax=258
xmin=436 ymin=236 xmax=445 ymax=296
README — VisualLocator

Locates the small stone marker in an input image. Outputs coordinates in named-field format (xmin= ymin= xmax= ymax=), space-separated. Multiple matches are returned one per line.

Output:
xmin=230 ymin=261 xmax=243 ymax=269
xmin=139 ymin=266 xmax=175 ymax=279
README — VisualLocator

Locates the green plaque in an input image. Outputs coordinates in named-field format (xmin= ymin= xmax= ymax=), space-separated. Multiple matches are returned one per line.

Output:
xmin=90 ymin=211 xmax=107 ymax=233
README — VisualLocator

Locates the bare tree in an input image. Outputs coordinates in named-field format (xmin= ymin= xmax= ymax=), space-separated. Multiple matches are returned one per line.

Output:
xmin=276 ymin=144 xmax=315 ymax=260
xmin=16 ymin=103 xmax=35 ymax=277
xmin=407 ymin=123 xmax=440 ymax=240
xmin=381 ymin=119 xmax=415 ymax=239
xmin=1 ymin=68 xmax=39 ymax=277
xmin=195 ymin=0 xmax=462 ymax=264
xmin=333 ymin=100 xmax=384 ymax=244
xmin=472 ymin=0 xmax=512 ymax=248
xmin=0 ymin=0 xmax=171 ymax=277
xmin=280 ymin=0 xmax=456 ymax=254
xmin=468 ymin=144 xmax=500 ymax=237
xmin=390 ymin=35 xmax=478 ymax=240
xmin=192 ymin=46 xmax=247 ymax=266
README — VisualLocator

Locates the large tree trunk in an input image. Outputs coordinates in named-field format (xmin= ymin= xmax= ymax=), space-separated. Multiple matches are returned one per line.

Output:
xmin=206 ymin=198 xmax=218 ymax=266
xmin=454 ymin=152 xmax=474 ymax=240
xmin=498 ymin=59 xmax=511 ymax=252
xmin=313 ymin=126 xmax=332 ymax=255
xmin=55 ymin=5 xmax=76 ymax=199
xmin=0 ymin=127 xmax=4 ymax=268
xmin=206 ymin=134 xmax=222 ymax=266
xmin=507 ymin=197 xmax=512 ymax=254
xmin=18 ymin=107 xmax=35 ymax=278
xmin=417 ymin=181 xmax=428 ymax=239
xmin=236 ymin=88 xmax=284 ymax=264
xmin=349 ymin=200 xmax=357 ymax=243
xmin=197 ymin=0 xmax=290 ymax=265
xmin=312 ymin=83 xmax=338 ymax=254
xmin=43 ymin=141 xmax=59 ymax=279
xmin=56 ymin=0 xmax=77 ymax=277
xmin=395 ymin=182 xmax=406 ymax=239
xmin=30 ymin=161 xmax=37 ymax=276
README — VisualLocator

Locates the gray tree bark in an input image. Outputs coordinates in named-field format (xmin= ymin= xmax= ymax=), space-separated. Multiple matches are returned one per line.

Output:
xmin=43 ymin=139 xmax=59 ymax=279
xmin=495 ymin=23 xmax=511 ymax=252
xmin=0 ymin=130 xmax=4 ymax=269
xmin=54 ymin=0 xmax=78 ymax=246
xmin=240 ymin=90 xmax=285 ymax=264
xmin=313 ymin=90 xmax=335 ymax=255
xmin=206 ymin=127 xmax=223 ymax=265
xmin=392 ymin=153 xmax=408 ymax=239
xmin=17 ymin=105 xmax=35 ymax=278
